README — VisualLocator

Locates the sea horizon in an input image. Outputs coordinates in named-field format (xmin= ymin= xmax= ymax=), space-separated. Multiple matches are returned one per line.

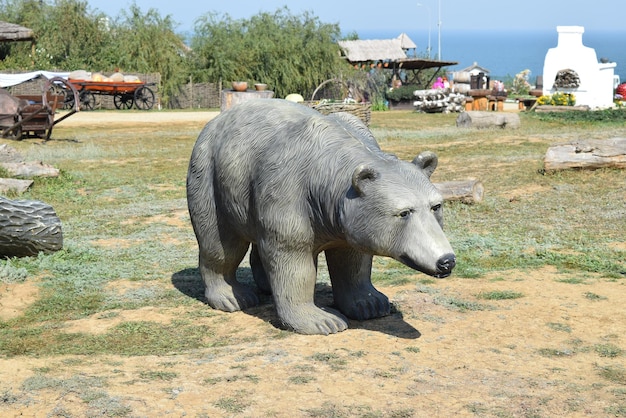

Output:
xmin=355 ymin=28 xmax=626 ymax=84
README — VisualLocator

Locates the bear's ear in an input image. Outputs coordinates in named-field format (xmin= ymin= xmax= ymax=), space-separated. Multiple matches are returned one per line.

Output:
xmin=352 ymin=164 xmax=378 ymax=195
xmin=411 ymin=151 xmax=438 ymax=178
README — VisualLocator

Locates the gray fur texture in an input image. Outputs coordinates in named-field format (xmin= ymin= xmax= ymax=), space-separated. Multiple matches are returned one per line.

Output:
xmin=187 ymin=99 xmax=455 ymax=335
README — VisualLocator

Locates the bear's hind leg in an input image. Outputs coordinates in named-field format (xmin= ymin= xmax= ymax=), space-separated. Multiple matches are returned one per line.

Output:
xmin=199 ymin=240 xmax=259 ymax=312
xmin=325 ymin=247 xmax=390 ymax=320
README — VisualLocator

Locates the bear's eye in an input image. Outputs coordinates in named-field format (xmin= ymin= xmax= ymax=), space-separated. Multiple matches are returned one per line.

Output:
xmin=398 ymin=209 xmax=412 ymax=218
xmin=431 ymin=204 xmax=442 ymax=213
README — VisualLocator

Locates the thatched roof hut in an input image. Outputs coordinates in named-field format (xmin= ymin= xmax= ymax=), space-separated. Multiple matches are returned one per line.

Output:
xmin=338 ymin=33 xmax=416 ymax=62
xmin=337 ymin=33 xmax=458 ymax=89
xmin=0 ymin=21 xmax=35 ymax=42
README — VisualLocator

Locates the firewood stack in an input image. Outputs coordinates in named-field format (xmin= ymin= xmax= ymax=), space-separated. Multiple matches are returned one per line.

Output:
xmin=413 ymin=89 xmax=466 ymax=113
xmin=553 ymin=69 xmax=580 ymax=89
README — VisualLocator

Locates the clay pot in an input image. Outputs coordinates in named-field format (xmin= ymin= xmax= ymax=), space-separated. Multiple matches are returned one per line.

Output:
xmin=254 ymin=83 xmax=267 ymax=91
xmin=232 ymin=81 xmax=248 ymax=92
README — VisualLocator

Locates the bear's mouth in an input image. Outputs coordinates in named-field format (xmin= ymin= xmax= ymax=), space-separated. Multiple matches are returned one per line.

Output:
xmin=398 ymin=255 xmax=445 ymax=278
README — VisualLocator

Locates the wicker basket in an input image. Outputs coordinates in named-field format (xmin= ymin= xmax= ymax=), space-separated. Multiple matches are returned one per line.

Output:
xmin=305 ymin=101 xmax=371 ymax=126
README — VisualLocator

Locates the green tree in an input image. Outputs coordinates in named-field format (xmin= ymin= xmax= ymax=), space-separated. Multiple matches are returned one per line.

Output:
xmin=191 ymin=7 xmax=344 ymax=98
xmin=0 ymin=0 xmax=111 ymax=70
xmin=108 ymin=3 xmax=190 ymax=105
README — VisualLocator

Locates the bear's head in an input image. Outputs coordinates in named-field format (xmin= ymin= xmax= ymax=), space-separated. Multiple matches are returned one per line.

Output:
xmin=341 ymin=151 xmax=455 ymax=278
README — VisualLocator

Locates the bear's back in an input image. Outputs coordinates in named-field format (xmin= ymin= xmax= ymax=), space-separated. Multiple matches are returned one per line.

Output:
xmin=199 ymin=100 xmax=390 ymax=186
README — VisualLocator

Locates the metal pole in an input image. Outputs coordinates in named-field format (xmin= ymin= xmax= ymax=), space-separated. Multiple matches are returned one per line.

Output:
xmin=417 ymin=2 xmax=431 ymax=59
xmin=437 ymin=0 xmax=442 ymax=60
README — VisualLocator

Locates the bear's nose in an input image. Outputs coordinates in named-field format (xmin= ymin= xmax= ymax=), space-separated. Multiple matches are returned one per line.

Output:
xmin=435 ymin=253 xmax=456 ymax=277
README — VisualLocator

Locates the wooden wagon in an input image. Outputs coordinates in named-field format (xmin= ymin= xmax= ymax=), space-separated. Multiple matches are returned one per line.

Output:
xmin=0 ymin=76 xmax=79 ymax=141
xmin=67 ymin=79 xmax=156 ymax=110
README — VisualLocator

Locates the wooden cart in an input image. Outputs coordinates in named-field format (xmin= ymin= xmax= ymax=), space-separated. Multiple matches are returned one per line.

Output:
xmin=67 ymin=79 xmax=156 ymax=110
xmin=0 ymin=77 xmax=80 ymax=141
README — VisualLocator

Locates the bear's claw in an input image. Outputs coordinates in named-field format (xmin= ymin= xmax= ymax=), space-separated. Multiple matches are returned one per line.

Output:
xmin=205 ymin=284 xmax=259 ymax=312
xmin=278 ymin=304 xmax=348 ymax=335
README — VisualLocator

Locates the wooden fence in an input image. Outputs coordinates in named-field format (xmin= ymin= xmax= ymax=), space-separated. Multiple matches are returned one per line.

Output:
xmin=4 ymin=72 xmax=224 ymax=110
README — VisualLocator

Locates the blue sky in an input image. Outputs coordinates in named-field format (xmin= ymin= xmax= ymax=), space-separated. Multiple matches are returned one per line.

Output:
xmin=88 ymin=0 xmax=625 ymax=34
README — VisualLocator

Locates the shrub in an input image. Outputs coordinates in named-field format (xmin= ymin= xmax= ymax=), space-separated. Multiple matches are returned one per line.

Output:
xmin=385 ymin=85 xmax=420 ymax=102
xmin=537 ymin=93 xmax=576 ymax=106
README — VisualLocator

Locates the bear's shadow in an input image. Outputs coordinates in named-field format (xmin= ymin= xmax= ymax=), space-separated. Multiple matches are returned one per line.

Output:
xmin=171 ymin=267 xmax=421 ymax=339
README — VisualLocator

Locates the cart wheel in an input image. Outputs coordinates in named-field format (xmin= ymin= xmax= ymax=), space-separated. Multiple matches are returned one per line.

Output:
xmin=46 ymin=81 xmax=70 ymax=110
xmin=113 ymin=93 xmax=134 ymax=110
xmin=63 ymin=95 xmax=75 ymax=110
xmin=134 ymin=86 xmax=155 ymax=110
xmin=80 ymin=91 xmax=96 ymax=111
xmin=43 ymin=77 xmax=80 ymax=112
xmin=2 ymin=125 xmax=22 ymax=141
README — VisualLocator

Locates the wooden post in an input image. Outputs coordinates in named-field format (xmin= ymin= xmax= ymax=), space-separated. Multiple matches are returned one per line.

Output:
xmin=0 ymin=161 xmax=59 ymax=178
xmin=543 ymin=138 xmax=626 ymax=171
xmin=0 ymin=178 xmax=33 ymax=194
xmin=456 ymin=111 xmax=520 ymax=129
xmin=434 ymin=178 xmax=484 ymax=204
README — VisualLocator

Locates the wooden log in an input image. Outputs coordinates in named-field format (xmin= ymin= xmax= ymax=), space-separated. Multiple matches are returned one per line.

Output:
xmin=543 ymin=138 xmax=626 ymax=172
xmin=0 ymin=197 xmax=63 ymax=257
xmin=0 ymin=161 xmax=60 ymax=178
xmin=0 ymin=144 xmax=24 ymax=163
xmin=434 ymin=178 xmax=484 ymax=204
xmin=535 ymin=105 xmax=590 ymax=113
xmin=456 ymin=111 xmax=520 ymax=129
xmin=0 ymin=178 xmax=33 ymax=194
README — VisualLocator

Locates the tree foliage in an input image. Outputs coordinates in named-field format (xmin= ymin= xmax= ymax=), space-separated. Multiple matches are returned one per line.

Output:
xmin=191 ymin=7 xmax=345 ymax=98
xmin=0 ymin=2 xmax=363 ymax=103
xmin=109 ymin=4 xmax=189 ymax=104
xmin=0 ymin=0 xmax=112 ymax=69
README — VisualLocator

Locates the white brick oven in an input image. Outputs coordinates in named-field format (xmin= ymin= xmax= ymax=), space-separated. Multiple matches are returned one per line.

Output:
xmin=542 ymin=26 xmax=616 ymax=109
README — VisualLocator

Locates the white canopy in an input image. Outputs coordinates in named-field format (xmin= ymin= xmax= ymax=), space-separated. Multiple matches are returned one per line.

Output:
xmin=0 ymin=71 xmax=70 ymax=88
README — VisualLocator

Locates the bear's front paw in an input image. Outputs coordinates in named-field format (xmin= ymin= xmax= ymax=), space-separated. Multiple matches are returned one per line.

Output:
xmin=205 ymin=283 xmax=259 ymax=312
xmin=336 ymin=289 xmax=390 ymax=321
xmin=278 ymin=304 xmax=348 ymax=335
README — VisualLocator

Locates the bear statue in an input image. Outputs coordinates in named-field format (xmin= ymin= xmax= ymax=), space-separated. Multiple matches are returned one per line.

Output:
xmin=187 ymin=99 xmax=455 ymax=335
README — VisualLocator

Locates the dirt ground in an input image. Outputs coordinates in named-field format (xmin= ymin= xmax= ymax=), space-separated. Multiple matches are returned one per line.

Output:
xmin=1 ymin=110 xmax=625 ymax=417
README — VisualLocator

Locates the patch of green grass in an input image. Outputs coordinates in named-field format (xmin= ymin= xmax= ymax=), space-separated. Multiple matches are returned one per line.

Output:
xmin=433 ymin=295 xmax=488 ymax=312
xmin=138 ymin=370 xmax=178 ymax=381
xmin=476 ymin=290 xmax=524 ymax=300
xmin=203 ymin=377 xmax=222 ymax=385
xmin=0 ymin=259 xmax=28 ymax=284
xmin=215 ymin=392 xmax=251 ymax=414
xmin=303 ymin=402 xmax=414 ymax=418
xmin=584 ymin=292 xmax=608 ymax=301
xmin=289 ymin=375 xmax=316 ymax=385
xmin=529 ymin=107 xmax=626 ymax=124
xmin=556 ymin=277 xmax=587 ymax=285
xmin=547 ymin=322 xmax=572 ymax=333
xmin=597 ymin=364 xmax=626 ymax=385
xmin=309 ymin=352 xmax=348 ymax=370
xmin=0 ymin=320 xmax=216 ymax=356
xmin=223 ymin=374 xmax=260 ymax=384
xmin=594 ymin=344 xmax=623 ymax=358
xmin=538 ymin=348 xmax=574 ymax=357
xmin=605 ymin=403 xmax=626 ymax=417
xmin=372 ymin=259 xmax=414 ymax=285
xmin=18 ymin=373 xmax=133 ymax=416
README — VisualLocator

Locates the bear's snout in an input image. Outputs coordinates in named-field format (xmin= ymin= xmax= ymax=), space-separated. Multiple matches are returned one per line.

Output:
xmin=435 ymin=253 xmax=456 ymax=278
